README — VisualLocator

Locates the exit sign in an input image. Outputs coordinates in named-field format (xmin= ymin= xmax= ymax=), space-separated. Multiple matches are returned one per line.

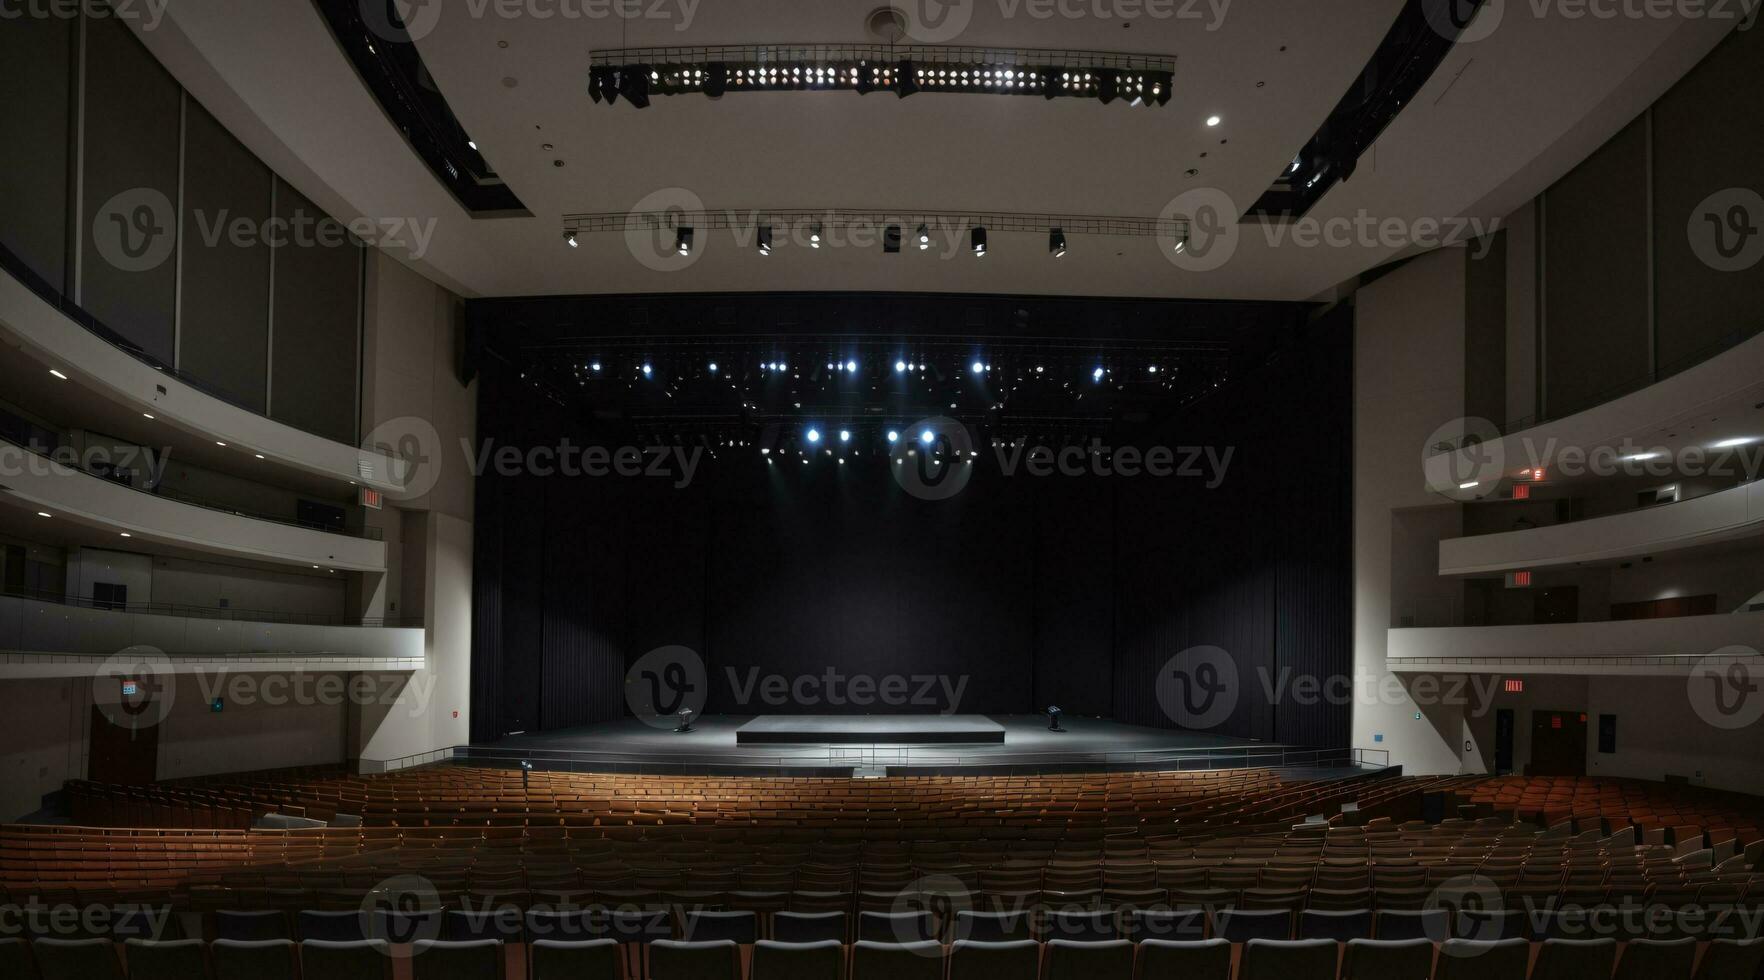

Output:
xmin=1504 ymin=679 xmax=1524 ymax=693
xmin=359 ymin=487 xmax=383 ymax=510
xmin=1507 ymin=570 xmax=1532 ymax=588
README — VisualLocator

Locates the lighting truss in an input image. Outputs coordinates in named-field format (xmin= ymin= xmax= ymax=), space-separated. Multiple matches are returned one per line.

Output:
xmin=589 ymin=44 xmax=1175 ymax=108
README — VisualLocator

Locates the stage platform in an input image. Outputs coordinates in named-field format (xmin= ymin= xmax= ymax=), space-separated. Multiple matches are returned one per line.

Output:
xmin=735 ymin=715 xmax=1005 ymax=745
xmin=456 ymin=715 xmax=1369 ymax=778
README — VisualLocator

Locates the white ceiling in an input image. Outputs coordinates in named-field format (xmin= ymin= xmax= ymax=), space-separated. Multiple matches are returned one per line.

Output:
xmin=133 ymin=1 xmax=1738 ymax=300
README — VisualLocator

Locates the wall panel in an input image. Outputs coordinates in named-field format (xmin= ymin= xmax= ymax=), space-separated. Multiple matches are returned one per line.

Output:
xmin=179 ymin=101 xmax=271 ymax=411
xmin=269 ymin=180 xmax=361 ymax=444
xmin=0 ymin=13 xmax=74 ymax=291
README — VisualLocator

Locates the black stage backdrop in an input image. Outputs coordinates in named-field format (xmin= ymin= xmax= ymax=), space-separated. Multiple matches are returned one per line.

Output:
xmin=470 ymin=301 xmax=1351 ymax=749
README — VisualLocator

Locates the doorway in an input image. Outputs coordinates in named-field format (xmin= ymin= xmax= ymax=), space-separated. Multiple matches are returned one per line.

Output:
xmin=1528 ymin=709 xmax=1587 ymax=776
xmin=88 ymin=706 xmax=159 ymax=785
xmin=1494 ymin=708 xmax=1515 ymax=775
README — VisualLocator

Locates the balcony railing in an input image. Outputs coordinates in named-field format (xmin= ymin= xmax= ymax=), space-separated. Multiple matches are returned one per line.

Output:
xmin=2 ymin=588 xmax=415 ymax=629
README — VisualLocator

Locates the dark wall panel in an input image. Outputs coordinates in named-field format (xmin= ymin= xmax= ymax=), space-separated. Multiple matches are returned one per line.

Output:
xmin=179 ymin=101 xmax=271 ymax=411
xmin=1652 ymin=23 xmax=1764 ymax=371
xmin=80 ymin=14 xmax=180 ymax=363
xmin=0 ymin=13 xmax=73 ymax=290
xmin=269 ymin=180 xmax=360 ymax=444
xmin=1543 ymin=118 xmax=1650 ymax=419
xmin=1465 ymin=231 xmax=1508 ymax=428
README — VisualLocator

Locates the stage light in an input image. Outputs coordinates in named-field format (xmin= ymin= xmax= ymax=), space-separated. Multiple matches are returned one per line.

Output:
xmin=1050 ymin=228 xmax=1066 ymax=257
xmin=971 ymin=227 xmax=987 ymax=257
xmin=642 ymin=364 xmax=654 ymax=378
xmin=845 ymin=359 xmax=857 ymax=373
xmin=809 ymin=223 xmax=823 ymax=249
xmin=971 ymin=361 xmax=985 ymax=374
xmin=1093 ymin=367 xmax=1105 ymax=381
xmin=887 ymin=430 xmax=900 ymax=443
xmin=897 ymin=59 xmax=919 ymax=98
xmin=806 ymin=428 xmax=822 ymax=444
xmin=564 ymin=231 xmax=578 ymax=248
xmin=839 ymin=430 xmax=852 ymax=444
xmin=895 ymin=360 xmax=908 ymax=373
xmin=1173 ymin=235 xmax=1187 ymax=254
xmin=761 ymin=448 xmax=771 ymax=455
xmin=591 ymin=361 xmax=602 ymax=371
xmin=620 ymin=64 xmax=653 ymax=108
xmin=1148 ymin=365 xmax=1158 ymax=373
xmin=758 ymin=225 xmax=773 ymax=255
xmin=708 ymin=362 xmax=719 ymax=373
xmin=884 ymin=225 xmax=901 ymax=253
xmin=704 ymin=61 xmax=727 ymax=98
xmin=920 ymin=429 xmax=935 ymax=445
xmin=675 ymin=227 xmax=694 ymax=255
xmin=917 ymin=225 xmax=931 ymax=250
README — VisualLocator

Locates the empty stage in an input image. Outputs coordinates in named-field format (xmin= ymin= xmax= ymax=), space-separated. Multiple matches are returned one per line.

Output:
xmin=735 ymin=714 xmax=1006 ymax=745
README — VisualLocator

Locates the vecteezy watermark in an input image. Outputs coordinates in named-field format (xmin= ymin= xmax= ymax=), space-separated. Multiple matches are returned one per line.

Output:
xmin=1155 ymin=646 xmax=1239 ymax=730
xmin=626 ymin=645 xmax=709 ymax=729
xmin=1434 ymin=0 xmax=1763 ymax=43
xmin=89 ymin=187 xmax=437 ymax=275
xmin=466 ymin=439 xmax=704 ymax=489
xmin=1422 ymin=415 xmax=1764 ymax=496
xmin=1428 ymin=876 xmax=1507 ymax=949
xmin=891 ymin=876 xmax=971 ymax=951
xmin=1689 ymin=188 xmax=1764 ymax=273
xmin=626 ymin=187 xmax=708 ymax=272
xmin=0 ymin=900 xmax=176 ymax=940
xmin=363 ymin=416 xmax=444 ymax=503
xmin=195 ymin=672 xmax=435 ymax=718
xmin=896 ymin=0 xmax=1230 ymax=42
xmin=0 ymin=441 xmax=170 ymax=485
xmin=1156 ymin=653 xmax=1516 ymax=730
xmin=1687 ymin=647 xmax=1763 ymax=730
xmin=726 ymin=667 xmax=969 ymax=713
xmin=360 ymin=0 xmax=702 ymax=44
xmin=1422 ymin=416 xmax=1506 ymax=501
xmin=0 ymin=0 xmax=169 ymax=30
xmin=891 ymin=416 xmax=976 ymax=501
xmin=93 ymin=647 xmax=176 ymax=730
xmin=359 ymin=875 xmax=444 ymax=956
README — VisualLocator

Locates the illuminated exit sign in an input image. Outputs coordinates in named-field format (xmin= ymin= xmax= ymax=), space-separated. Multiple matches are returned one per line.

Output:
xmin=359 ymin=487 xmax=383 ymax=510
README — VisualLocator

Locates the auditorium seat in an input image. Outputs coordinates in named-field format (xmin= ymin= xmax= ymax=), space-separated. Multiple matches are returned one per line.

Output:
xmin=850 ymin=941 xmax=944 ymax=980
xmin=442 ymin=909 xmax=524 ymax=942
xmin=1044 ymin=910 xmax=1115 ymax=942
xmin=0 ymin=939 xmax=32 ymax=980
xmin=531 ymin=939 xmax=623 ymax=980
xmin=1214 ymin=909 xmax=1292 ymax=943
xmin=1613 ymin=938 xmax=1696 ymax=980
xmin=774 ymin=913 xmax=847 ymax=944
xmin=299 ymin=939 xmax=392 ymax=980
xmin=526 ymin=908 xmax=601 ymax=942
xmin=1042 ymin=939 xmax=1134 ymax=980
xmin=1454 ymin=910 xmax=1529 ymax=942
xmin=212 ymin=939 xmax=297 ymax=980
xmin=1133 ymin=939 xmax=1230 ymax=980
xmin=857 ymin=912 xmax=935 ymax=944
xmin=374 ymin=909 xmax=444 ymax=945
xmin=411 ymin=939 xmax=505 ymax=980
xmin=1533 ymin=938 xmax=1616 ymax=980
xmin=948 ymin=940 xmax=1040 ymax=980
xmin=30 ymin=939 xmax=121 ymax=980
xmin=1124 ymin=909 xmax=1205 ymax=942
xmin=214 ymin=910 xmax=288 ymax=942
xmin=651 ymin=939 xmax=741 ymax=980
xmin=1298 ymin=908 xmax=1373 ymax=942
xmin=953 ymin=911 xmax=1033 ymax=942
xmin=298 ymin=910 xmax=367 ymax=942
xmin=1435 ymin=938 xmax=1529 ymax=980
xmin=1693 ymin=938 xmax=1764 ymax=980
xmin=1374 ymin=908 xmax=1448 ymax=941
xmin=122 ymin=938 xmax=206 ymax=980
xmin=1237 ymin=938 xmax=1338 ymax=980
xmin=751 ymin=940 xmax=844 ymax=980
xmin=681 ymin=911 xmax=758 ymax=943
xmin=1340 ymin=938 xmax=1434 ymax=979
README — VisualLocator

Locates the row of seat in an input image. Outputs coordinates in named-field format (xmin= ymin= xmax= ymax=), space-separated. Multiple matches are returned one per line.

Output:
xmin=7 ymin=933 xmax=1764 ymax=980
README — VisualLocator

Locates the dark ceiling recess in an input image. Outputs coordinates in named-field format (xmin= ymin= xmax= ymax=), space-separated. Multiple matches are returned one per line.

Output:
xmin=311 ymin=0 xmax=529 ymax=216
xmin=1251 ymin=0 xmax=1489 ymax=218
xmin=465 ymin=292 xmax=1316 ymax=450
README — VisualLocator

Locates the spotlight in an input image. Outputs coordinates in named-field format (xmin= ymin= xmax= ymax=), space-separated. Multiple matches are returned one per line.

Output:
xmin=806 ymin=428 xmax=822 ymax=444
xmin=1173 ymin=234 xmax=1188 ymax=254
xmin=758 ymin=225 xmax=773 ymax=255
xmin=916 ymin=225 xmax=931 ymax=250
xmin=887 ymin=430 xmax=900 ymax=443
xmin=810 ymin=223 xmax=823 ymax=249
xmin=895 ymin=360 xmax=907 ymax=373
xmin=564 ymin=231 xmax=578 ymax=248
xmin=920 ymin=429 xmax=935 ymax=445
xmin=675 ymin=708 xmax=695 ymax=733
xmin=845 ymin=359 xmax=857 ymax=373
xmin=591 ymin=361 xmax=602 ymax=371
xmin=590 ymin=66 xmax=619 ymax=104
xmin=1097 ymin=69 xmax=1118 ymax=104
xmin=704 ymin=61 xmax=728 ymax=98
xmin=642 ymin=364 xmax=654 ymax=377
xmin=839 ymin=430 xmax=851 ymax=443
xmin=970 ymin=227 xmax=987 ymax=257
xmin=897 ymin=60 xmax=919 ymax=98
xmin=675 ymin=226 xmax=694 ymax=255
xmin=971 ymin=361 xmax=985 ymax=374
xmin=855 ymin=63 xmax=875 ymax=95
xmin=1093 ymin=367 xmax=1105 ymax=381
xmin=620 ymin=64 xmax=652 ymax=108
xmin=708 ymin=362 xmax=719 ymax=373
xmin=1049 ymin=228 xmax=1066 ymax=257
xmin=884 ymin=224 xmax=902 ymax=253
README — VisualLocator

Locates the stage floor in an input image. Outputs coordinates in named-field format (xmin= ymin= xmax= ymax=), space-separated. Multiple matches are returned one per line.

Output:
xmin=735 ymin=714 xmax=1005 ymax=745
xmin=463 ymin=715 xmax=1353 ymax=777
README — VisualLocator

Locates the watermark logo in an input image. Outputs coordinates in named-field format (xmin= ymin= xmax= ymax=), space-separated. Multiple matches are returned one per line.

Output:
xmin=892 ymin=875 xmax=970 ymax=950
xmin=626 ymin=187 xmax=707 ymax=272
xmin=626 ymin=645 xmax=708 ymax=728
xmin=93 ymin=646 xmax=175 ymax=730
xmin=1155 ymin=646 xmax=1238 ymax=730
xmin=360 ymin=875 xmax=443 ymax=955
xmin=362 ymin=0 xmax=445 ymax=42
xmin=899 ymin=0 xmax=975 ymax=41
xmin=0 ymin=0 xmax=170 ymax=31
xmin=1160 ymin=187 xmax=1239 ymax=272
xmin=1429 ymin=875 xmax=1507 ymax=949
xmin=725 ymin=667 xmax=968 ymax=712
xmin=1425 ymin=0 xmax=1506 ymax=42
xmin=891 ymin=416 xmax=977 ymax=501
xmin=1687 ymin=648 xmax=1763 ymax=730
xmin=92 ymin=188 xmax=175 ymax=274
xmin=1423 ymin=416 xmax=1505 ymax=500
xmin=363 ymin=415 xmax=443 ymax=501
xmin=1689 ymin=188 xmax=1764 ymax=273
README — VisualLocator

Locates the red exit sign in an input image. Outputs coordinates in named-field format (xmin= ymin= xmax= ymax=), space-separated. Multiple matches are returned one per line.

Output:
xmin=359 ymin=487 xmax=383 ymax=510
xmin=1504 ymin=679 xmax=1524 ymax=693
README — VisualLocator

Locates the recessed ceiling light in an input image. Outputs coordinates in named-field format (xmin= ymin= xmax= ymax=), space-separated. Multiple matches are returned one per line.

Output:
xmin=142 ymin=413 xmax=155 ymax=420
xmin=1206 ymin=115 xmax=1222 ymax=127
xmin=120 ymin=533 xmax=131 ymax=538
xmin=36 ymin=512 xmax=51 ymax=518
xmin=1458 ymin=481 xmax=1478 ymax=490
xmin=1713 ymin=436 xmax=1758 ymax=449
xmin=216 ymin=441 xmax=227 ymax=447
xmin=254 ymin=453 xmax=266 ymax=460
xmin=49 ymin=369 xmax=67 ymax=380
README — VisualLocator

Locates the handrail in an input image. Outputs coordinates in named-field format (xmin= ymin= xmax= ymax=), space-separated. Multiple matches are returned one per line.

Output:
xmin=1 ymin=588 xmax=418 ymax=629
xmin=0 ymin=433 xmax=383 ymax=541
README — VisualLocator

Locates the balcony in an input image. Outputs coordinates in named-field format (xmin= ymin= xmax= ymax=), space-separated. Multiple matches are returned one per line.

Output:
xmin=0 ymin=592 xmax=422 ymax=679
xmin=1387 ymin=612 xmax=1764 ymax=676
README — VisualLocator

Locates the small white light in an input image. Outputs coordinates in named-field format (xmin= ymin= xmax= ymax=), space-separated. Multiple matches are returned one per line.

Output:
xmin=1458 ymin=481 xmax=1479 ymax=490
xmin=806 ymin=428 xmax=822 ymax=444
xmin=1093 ymin=368 xmax=1105 ymax=381
xmin=1713 ymin=437 xmax=1758 ymax=449
xmin=839 ymin=430 xmax=851 ymax=443
xmin=36 ymin=512 xmax=51 ymax=518
xmin=846 ymin=360 xmax=857 ymax=373
xmin=468 ymin=140 xmax=477 ymax=150
xmin=708 ymin=362 xmax=719 ymax=373
xmin=895 ymin=360 xmax=907 ymax=373
xmin=120 ymin=533 xmax=131 ymax=538
xmin=216 ymin=441 xmax=227 ymax=447
xmin=642 ymin=364 xmax=654 ymax=377
xmin=1622 ymin=452 xmax=1662 ymax=462
xmin=254 ymin=453 xmax=266 ymax=460
xmin=1206 ymin=115 xmax=1222 ymax=127
xmin=591 ymin=362 xmax=602 ymax=371
xmin=971 ymin=361 xmax=985 ymax=374
xmin=920 ymin=430 xmax=935 ymax=445
xmin=49 ymin=369 xmax=68 ymax=380
xmin=142 ymin=413 xmax=155 ymax=420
